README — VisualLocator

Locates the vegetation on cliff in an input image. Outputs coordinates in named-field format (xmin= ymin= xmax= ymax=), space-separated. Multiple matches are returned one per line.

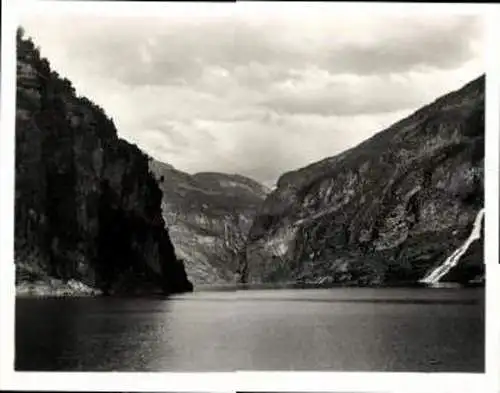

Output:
xmin=15 ymin=27 xmax=192 ymax=295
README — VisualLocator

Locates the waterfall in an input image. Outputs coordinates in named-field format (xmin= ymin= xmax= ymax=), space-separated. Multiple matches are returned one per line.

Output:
xmin=420 ymin=207 xmax=485 ymax=285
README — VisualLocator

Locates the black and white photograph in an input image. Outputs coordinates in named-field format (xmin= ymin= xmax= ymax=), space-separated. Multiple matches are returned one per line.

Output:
xmin=0 ymin=0 xmax=493 ymax=388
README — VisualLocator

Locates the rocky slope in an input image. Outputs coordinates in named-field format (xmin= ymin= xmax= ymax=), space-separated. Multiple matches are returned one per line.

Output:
xmin=15 ymin=29 xmax=192 ymax=295
xmin=150 ymin=159 xmax=269 ymax=284
xmin=243 ymin=76 xmax=485 ymax=286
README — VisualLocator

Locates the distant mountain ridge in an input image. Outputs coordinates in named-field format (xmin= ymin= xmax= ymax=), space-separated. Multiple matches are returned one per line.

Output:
xmin=150 ymin=159 xmax=270 ymax=284
xmin=242 ymin=76 xmax=485 ymax=285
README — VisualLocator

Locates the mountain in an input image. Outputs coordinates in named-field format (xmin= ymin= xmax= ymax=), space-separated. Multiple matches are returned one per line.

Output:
xmin=242 ymin=76 xmax=485 ymax=286
xmin=15 ymin=29 xmax=192 ymax=296
xmin=149 ymin=159 xmax=269 ymax=284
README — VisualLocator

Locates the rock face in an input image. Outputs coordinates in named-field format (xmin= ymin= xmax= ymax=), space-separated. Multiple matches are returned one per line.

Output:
xmin=149 ymin=159 xmax=269 ymax=284
xmin=15 ymin=29 xmax=192 ymax=295
xmin=243 ymin=76 xmax=484 ymax=286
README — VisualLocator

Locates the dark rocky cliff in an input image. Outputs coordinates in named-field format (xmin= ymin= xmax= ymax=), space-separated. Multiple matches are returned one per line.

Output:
xmin=15 ymin=29 xmax=192 ymax=295
xmin=243 ymin=76 xmax=484 ymax=285
xmin=149 ymin=159 xmax=269 ymax=284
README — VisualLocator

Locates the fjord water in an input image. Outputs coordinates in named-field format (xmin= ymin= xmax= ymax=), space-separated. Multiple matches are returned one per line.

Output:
xmin=15 ymin=287 xmax=484 ymax=372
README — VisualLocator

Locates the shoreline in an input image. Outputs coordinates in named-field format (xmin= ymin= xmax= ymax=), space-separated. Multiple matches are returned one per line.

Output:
xmin=16 ymin=279 xmax=102 ymax=298
xmin=15 ymin=279 xmax=484 ymax=299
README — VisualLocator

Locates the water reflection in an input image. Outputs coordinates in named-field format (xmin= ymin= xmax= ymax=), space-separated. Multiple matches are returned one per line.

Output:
xmin=16 ymin=288 xmax=484 ymax=372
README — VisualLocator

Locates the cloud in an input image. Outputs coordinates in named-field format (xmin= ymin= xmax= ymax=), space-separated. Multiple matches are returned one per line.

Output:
xmin=19 ymin=8 xmax=483 ymax=187
xmin=320 ymin=16 xmax=481 ymax=75
xmin=258 ymin=66 xmax=481 ymax=116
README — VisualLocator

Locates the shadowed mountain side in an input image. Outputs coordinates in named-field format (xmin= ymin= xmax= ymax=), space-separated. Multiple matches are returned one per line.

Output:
xmin=243 ymin=76 xmax=484 ymax=286
xmin=15 ymin=28 xmax=192 ymax=296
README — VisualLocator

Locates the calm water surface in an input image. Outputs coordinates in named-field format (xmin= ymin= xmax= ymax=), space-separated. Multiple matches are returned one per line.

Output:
xmin=15 ymin=288 xmax=484 ymax=371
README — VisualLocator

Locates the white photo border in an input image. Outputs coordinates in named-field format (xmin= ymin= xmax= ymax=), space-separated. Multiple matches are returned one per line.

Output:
xmin=0 ymin=1 xmax=498 ymax=392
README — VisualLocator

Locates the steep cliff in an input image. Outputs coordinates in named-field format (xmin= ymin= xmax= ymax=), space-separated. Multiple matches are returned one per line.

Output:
xmin=150 ymin=159 xmax=269 ymax=284
xmin=15 ymin=29 xmax=192 ymax=295
xmin=243 ymin=76 xmax=484 ymax=286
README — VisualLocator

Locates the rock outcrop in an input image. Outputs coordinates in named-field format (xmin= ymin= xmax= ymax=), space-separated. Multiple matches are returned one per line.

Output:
xmin=15 ymin=29 xmax=192 ymax=295
xmin=243 ymin=76 xmax=485 ymax=286
xmin=150 ymin=159 xmax=269 ymax=284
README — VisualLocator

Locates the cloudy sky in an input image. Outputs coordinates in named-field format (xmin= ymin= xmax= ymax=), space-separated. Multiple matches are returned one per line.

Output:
xmin=20 ymin=6 xmax=483 ymax=187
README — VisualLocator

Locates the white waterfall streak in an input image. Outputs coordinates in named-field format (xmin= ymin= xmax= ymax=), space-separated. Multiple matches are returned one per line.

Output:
xmin=420 ymin=207 xmax=485 ymax=285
